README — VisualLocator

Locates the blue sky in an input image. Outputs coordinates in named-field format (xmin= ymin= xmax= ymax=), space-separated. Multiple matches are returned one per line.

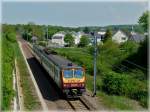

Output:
xmin=2 ymin=1 xmax=148 ymax=27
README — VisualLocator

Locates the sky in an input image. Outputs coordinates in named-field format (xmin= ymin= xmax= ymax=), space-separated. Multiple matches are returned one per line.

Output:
xmin=1 ymin=0 xmax=149 ymax=27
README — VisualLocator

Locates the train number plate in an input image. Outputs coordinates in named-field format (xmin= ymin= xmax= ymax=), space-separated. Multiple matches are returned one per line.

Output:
xmin=71 ymin=84 xmax=78 ymax=87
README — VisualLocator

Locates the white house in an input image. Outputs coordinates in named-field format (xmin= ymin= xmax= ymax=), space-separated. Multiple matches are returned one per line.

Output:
xmin=96 ymin=31 xmax=106 ymax=42
xmin=112 ymin=30 xmax=128 ymax=43
xmin=51 ymin=32 xmax=65 ymax=46
xmin=72 ymin=31 xmax=85 ymax=44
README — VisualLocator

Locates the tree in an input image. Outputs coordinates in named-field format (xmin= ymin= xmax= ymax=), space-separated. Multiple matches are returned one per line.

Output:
xmin=47 ymin=28 xmax=58 ymax=39
xmin=78 ymin=35 xmax=90 ymax=47
xmin=83 ymin=27 xmax=90 ymax=34
xmin=31 ymin=25 xmax=44 ymax=41
xmin=64 ymin=33 xmax=75 ymax=47
xmin=103 ymin=28 xmax=112 ymax=43
xmin=138 ymin=11 xmax=149 ymax=32
xmin=22 ymin=24 xmax=44 ymax=41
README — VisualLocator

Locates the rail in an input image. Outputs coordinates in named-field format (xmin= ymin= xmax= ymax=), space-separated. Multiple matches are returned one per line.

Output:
xmin=66 ymin=97 xmax=95 ymax=111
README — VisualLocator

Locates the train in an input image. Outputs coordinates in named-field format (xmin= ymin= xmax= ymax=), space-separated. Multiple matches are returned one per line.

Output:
xmin=31 ymin=44 xmax=86 ymax=97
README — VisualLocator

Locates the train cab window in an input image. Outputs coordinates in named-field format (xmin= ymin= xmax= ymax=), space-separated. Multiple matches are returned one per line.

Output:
xmin=63 ymin=70 xmax=73 ymax=78
xmin=74 ymin=69 xmax=83 ymax=78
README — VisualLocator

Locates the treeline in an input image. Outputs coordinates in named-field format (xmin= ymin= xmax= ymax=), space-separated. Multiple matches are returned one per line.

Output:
xmin=3 ymin=23 xmax=80 ymax=41
xmin=2 ymin=23 xmax=144 ymax=42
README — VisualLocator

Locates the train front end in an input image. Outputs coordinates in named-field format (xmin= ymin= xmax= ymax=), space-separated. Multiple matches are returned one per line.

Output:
xmin=62 ymin=67 xmax=86 ymax=98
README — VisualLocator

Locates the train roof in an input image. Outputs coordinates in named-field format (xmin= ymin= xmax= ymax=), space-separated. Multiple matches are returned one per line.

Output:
xmin=47 ymin=54 xmax=80 ymax=68
xmin=34 ymin=44 xmax=81 ymax=68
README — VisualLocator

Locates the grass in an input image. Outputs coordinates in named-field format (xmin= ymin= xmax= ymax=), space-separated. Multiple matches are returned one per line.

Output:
xmin=86 ymin=74 xmax=103 ymax=92
xmin=97 ymin=92 xmax=144 ymax=110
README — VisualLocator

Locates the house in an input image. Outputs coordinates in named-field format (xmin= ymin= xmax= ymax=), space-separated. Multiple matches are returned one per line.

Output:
xmin=72 ymin=31 xmax=85 ymax=44
xmin=129 ymin=31 xmax=145 ymax=43
xmin=51 ymin=32 xmax=66 ymax=46
xmin=112 ymin=30 xmax=128 ymax=43
xmin=97 ymin=30 xmax=106 ymax=42
xmin=94 ymin=30 xmax=106 ymax=43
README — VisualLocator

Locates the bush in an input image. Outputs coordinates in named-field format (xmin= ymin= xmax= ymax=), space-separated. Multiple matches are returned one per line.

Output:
xmin=102 ymin=72 xmax=148 ymax=107
xmin=38 ymin=41 xmax=47 ymax=47
xmin=5 ymin=32 xmax=16 ymax=43
xmin=102 ymin=72 xmax=130 ymax=95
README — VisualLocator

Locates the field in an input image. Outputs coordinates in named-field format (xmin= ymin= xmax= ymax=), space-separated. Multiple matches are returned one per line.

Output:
xmin=53 ymin=40 xmax=148 ymax=110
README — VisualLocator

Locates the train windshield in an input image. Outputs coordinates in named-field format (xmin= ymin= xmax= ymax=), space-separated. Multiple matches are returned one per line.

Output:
xmin=74 ymin=69 xmax=83 ymax=78
xmin=63 ymin=70 xmax=73 ymax=78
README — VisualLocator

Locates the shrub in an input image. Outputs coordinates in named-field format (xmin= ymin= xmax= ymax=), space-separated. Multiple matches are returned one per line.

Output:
xmin=102 ymin=72 xmax=148 ymax=107
xmin=102 ymin=72 xmax=130 ymax=95
xmin=38 ymin=41 xmax=47 ymax=47
xmin=5 ymin=32 xmax=16 ymax=43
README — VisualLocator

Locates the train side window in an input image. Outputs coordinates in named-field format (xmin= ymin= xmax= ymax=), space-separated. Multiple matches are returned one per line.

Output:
xmin=55 ymin=67 xmax=59 ymax=78
xmin=53 ymin=65 xmax=55 ymax=74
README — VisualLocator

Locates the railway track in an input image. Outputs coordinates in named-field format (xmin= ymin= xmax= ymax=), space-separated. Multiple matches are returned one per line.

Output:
xmin=19 ymin=38 xmax=95 ymax=111
xmin=67 ymin=97 xmax=91 ymax=111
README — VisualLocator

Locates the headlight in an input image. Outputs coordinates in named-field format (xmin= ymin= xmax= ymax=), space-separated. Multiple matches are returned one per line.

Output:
xmin=81 ymin=83 xmax=85 ymax=87
xmin=63 ymin=83 xmax=70 ymax=87
xmin=63 ymin=84 xmax=67 ymax=87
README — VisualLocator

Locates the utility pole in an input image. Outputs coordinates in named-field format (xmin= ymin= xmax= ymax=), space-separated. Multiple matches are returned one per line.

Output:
xmin=47 ymin=26 xmax=48 ymax=47
xmin=26 ymin=30 xmax=28 ymax=41
xmin=91 ymin=32 xmax=97 ymax=97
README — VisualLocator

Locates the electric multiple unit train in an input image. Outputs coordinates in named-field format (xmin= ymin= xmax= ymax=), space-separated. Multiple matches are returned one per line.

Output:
xmin=32 ymin=44 xmax=86 ymax=97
